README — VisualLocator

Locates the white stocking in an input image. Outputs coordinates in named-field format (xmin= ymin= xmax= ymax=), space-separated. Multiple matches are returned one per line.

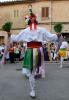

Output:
xmin=39 ymin=63 xmax=45 ymax=78
xmin=22 ymin=68 xmax=36 ymax=97
xmin=29 ymin=72 xmax=35 ymax=91
xmin=60 ymin=57 xmax=64 ymax=68
xmin=39 ymin=47 xmax=45 ymax=78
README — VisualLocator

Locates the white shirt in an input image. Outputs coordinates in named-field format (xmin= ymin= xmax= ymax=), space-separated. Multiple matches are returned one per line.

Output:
xmin=60 ymin=41 xmax=68 ymax=49
xmin=11 ymin=26 xmax=58 ymax=42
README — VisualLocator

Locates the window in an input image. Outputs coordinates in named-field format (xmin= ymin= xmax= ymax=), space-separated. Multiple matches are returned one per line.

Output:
xmin=14 ymin=10 xmax=19 ymax=18
xmin=42 ymin=7 xmax=49 ymax=19
xmin=0 ymin=36 xmax=4 ymax=44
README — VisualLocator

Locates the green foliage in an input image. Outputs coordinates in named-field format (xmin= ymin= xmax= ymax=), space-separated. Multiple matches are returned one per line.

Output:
xmin=54 ymin=23 xmax=62 ymax=33
xmin=2 ymin=22 xmax=12 ymax=32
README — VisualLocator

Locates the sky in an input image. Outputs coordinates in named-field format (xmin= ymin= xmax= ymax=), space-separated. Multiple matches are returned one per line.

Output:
xmin=0 ymin=0 xmax=17 ymax=2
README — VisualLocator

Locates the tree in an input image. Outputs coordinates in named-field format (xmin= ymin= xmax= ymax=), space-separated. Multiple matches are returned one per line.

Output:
xmin=2 ymin=22 xmax=12 ymax=38
xmin=54 ymin=23 xmax=63 ymax=34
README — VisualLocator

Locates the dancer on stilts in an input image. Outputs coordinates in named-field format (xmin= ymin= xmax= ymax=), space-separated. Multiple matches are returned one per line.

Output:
xmin=11 ymin=7 xmax=58 ymax=98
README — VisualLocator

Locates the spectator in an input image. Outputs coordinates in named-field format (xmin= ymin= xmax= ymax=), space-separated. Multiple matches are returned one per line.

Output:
xmin=43 ymin=43 xmax=50 ymax=61
xmin=50 ymin=43 xmax=57 ymax=61
xmin=8 ymin=43 xmax=14 ymax=63
xmin=14 ymin=44 xmax=19 ymax=61
xmin=0 ymin=52 xmax=2 ymax=60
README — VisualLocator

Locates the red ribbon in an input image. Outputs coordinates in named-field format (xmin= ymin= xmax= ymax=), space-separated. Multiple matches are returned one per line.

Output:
xmin=29 ymin=14 xmax=37 ymax=31
xmin=30 ymin=22 xmax=37 ymax=31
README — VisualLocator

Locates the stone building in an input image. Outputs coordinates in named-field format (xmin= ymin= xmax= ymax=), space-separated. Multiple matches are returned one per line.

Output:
xmin=0 ymin=0 xmax=69 ymax=44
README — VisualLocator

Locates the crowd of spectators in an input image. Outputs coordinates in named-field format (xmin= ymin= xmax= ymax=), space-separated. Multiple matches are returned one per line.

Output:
xmin=0 ymin=43 xmax=25 ymax=63
xmin=43 ymin=42 xmax=69 ymax=62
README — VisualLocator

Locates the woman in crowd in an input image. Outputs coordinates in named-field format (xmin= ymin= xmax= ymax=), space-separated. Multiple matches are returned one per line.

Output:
xmin=8 ymin=43 xmax=14 ymax=63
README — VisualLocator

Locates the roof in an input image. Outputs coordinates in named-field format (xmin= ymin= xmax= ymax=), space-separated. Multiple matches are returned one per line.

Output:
xmin=0 ymin=0 xmax=69 ymax=6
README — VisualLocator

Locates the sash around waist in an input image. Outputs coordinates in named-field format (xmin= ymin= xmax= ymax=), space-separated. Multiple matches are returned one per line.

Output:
xmin=27 ymin=41 xmax=42 ymax=48
xmin=60 ymin=48 xmax=66 ymax=50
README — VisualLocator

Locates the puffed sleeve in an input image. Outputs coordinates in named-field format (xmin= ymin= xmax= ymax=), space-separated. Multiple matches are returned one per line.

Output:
xmin=41 ymin=27 xmax=58 ymax=42
xmin=10 ymin=28 xmax=29 ymax=42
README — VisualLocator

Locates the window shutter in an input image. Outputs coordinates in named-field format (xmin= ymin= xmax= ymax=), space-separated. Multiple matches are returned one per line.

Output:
xmin=42 ymin=7 xmax=45 ymax=17
xmin=46 ymin=7 xmax=49 ymax=18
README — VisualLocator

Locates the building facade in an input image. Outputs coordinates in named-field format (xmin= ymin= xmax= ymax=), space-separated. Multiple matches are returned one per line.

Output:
xmin=0 ymin=0 xmax=69 ymax=44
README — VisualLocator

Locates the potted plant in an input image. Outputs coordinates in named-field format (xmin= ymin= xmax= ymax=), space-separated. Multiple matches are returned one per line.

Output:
xmin=2 ymin=22 xmax=12 ymax=38
xmin=54 ymin=23 xmax=63 ymax=34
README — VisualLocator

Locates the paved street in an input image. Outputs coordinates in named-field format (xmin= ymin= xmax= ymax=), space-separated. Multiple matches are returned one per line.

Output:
xmin=0 ymin=62 xmax=69 ymax=100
